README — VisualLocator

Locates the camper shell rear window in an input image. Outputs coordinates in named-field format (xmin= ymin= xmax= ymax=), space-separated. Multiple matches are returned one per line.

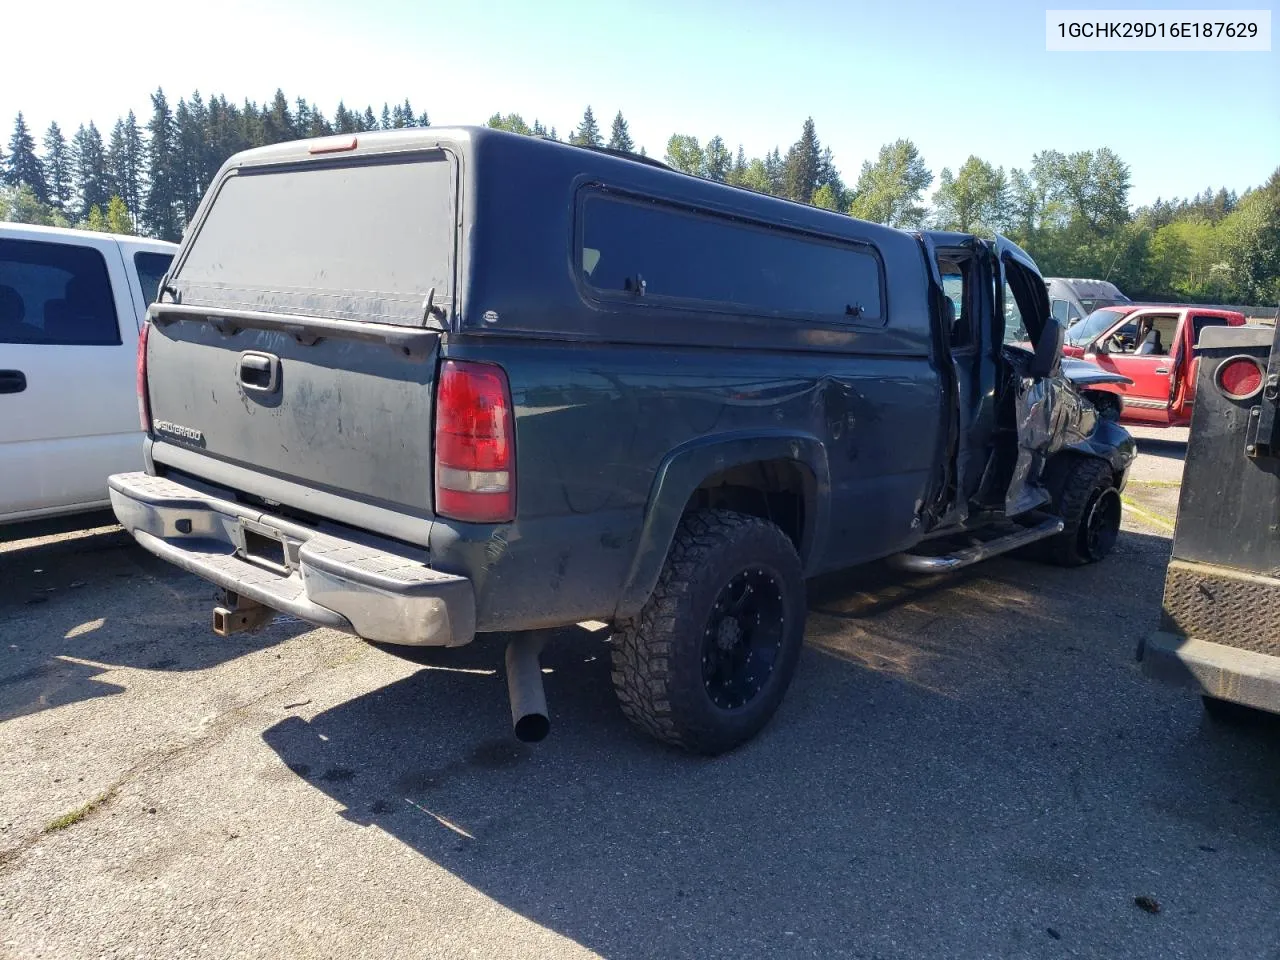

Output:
xmin=171 ymin=152 xmax=455 ymax=326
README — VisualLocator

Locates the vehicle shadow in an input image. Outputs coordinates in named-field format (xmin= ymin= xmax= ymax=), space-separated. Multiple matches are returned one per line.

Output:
xmin=0 ymin=525 xmax=302 ymax=722
xmin=262 ymin=529 xmax=1280 ymax=959
xmin=1133 ymin=436 xmax=1187 ymax=463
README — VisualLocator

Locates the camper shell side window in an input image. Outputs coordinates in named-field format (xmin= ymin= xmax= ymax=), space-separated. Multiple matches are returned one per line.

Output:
xmin=576 ymin=189 xmax=887 ymax=327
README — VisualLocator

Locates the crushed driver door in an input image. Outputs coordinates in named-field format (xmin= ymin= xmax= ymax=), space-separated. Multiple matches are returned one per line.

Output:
xmin=993 ymin=237 xmax=1092 ymax=518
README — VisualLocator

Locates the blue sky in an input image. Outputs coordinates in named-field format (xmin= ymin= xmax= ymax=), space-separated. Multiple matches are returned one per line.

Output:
xmin=5 ymin=0 xmax=1277 ymax=205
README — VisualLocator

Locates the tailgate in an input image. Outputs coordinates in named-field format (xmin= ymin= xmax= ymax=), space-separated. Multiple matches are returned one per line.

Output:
xmin=145 ymin=149 xmax=457 ymax=521
xmin=146 ymin=323 xmax=438 ymax=514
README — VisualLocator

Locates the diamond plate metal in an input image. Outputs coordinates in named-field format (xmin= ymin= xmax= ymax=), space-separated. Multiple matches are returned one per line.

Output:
xmin=1160 ymin=559 xmax=1280 ymax=656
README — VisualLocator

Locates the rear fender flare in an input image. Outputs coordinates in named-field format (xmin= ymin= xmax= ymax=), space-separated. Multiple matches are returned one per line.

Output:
xmin=613 ymin=431 xmax=830 ymax=621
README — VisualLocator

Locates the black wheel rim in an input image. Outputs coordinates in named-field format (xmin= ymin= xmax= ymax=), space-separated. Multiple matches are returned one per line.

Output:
xmin=1084 ymin=488 xmax=1122 ymax=559
xmin=701 ymin=567 xmax=786 ymax=711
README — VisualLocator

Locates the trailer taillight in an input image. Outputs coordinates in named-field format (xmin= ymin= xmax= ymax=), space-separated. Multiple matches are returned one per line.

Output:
xmin=434 ymin=359 xmax=515 ymax=523
xmin=1216 ymin=355 xmax=1265 ymax=401
xmin=136 ymin=321 xmax=151 ymax=431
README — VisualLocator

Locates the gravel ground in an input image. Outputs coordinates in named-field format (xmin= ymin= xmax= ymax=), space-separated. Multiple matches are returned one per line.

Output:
xmin=2 ymin=439 xmax=1277 ymax=960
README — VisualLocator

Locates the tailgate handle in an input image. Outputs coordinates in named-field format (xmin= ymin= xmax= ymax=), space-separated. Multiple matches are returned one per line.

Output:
xmin=0 ymin=370 xmax=26 ymax=394
xmin=238 ymin=352 xmax=280 ymax=392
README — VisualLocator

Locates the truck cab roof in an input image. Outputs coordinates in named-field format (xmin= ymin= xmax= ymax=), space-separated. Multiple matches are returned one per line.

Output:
xmin=0 ymin=222 xmax=176 ymax=255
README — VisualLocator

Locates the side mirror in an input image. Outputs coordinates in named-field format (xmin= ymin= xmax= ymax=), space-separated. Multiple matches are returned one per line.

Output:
xmin=1031 ymin=316 xmax=1064 ymax=378
xmin=1093 ymin=337 xmax=1110 ymax=355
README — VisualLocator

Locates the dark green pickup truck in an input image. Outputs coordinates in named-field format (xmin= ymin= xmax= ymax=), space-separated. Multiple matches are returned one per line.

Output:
xmin=109 ymin=127 xmax=1135 ymax=753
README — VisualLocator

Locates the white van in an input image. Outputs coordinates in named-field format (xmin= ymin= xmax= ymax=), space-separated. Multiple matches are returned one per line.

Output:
xmin=1045 ymin=277 xmax=1131 ymax=326
xmin=1 ymin=223 xmax=177 ymax=528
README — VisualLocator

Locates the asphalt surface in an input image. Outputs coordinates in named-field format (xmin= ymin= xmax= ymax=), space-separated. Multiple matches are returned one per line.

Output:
xmin=1122 ymin=427 xmax=1189 ymax=531
xmin=2 ymin=436 xmax=1278 ymax=960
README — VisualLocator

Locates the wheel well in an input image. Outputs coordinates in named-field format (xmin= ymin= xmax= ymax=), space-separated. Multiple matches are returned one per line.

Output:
xmin=684 ymin=459 xmax=811 ymax=560
xmin=1081 ymin=388 xmax=1123 ymax=416
xmin=1043 ymin=451 xmax=1114 ymax=500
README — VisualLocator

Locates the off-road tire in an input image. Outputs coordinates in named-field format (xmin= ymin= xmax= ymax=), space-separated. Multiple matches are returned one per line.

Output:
xmin=610 ymin=509 xmax=806 ymax=755
xmin=1038 ymin=457 xmax=1121 ymax=566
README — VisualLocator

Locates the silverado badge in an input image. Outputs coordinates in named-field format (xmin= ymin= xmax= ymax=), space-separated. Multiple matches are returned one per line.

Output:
xmin=152 ymin=420 xmax=205 ymax=445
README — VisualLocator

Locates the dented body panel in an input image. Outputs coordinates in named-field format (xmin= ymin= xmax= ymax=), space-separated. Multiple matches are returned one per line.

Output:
xmin=1006 ymin=351 xmax=1135 ymax=515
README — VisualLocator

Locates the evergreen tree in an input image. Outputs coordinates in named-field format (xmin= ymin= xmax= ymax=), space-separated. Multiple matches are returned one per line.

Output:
xmin=42 ymin=122 xmax=71 ymax=211
xmin=143 ymin=89 xmax=180 ymax=241
xmin=816 ymin=147 xmax=843 ymax=196
xmin=70 ymin=122 xmax=109 ymax=222
xmin=6 ymin=113 xmax=47 ymax=202
xmin=304 ymin=101 xmax=332 ymax=138
xmin=727 ymin=145 xmax=748 ymax=186
xmin=105 ymin=120 xmax=128 ymax=206
xmin=362 ymin=106 xmax=379 ymax=132
xmin=239 ymin=97 xmax=265 ymax=146
xmin=207 ymin=96 xmax=250 ymax=172
xmin=607 ymin=111 xmax=634 ymax=152
xmin=782 ymin=117 xmax=821 ymax=203
xmin=570 ymin=106 xmax=603 ymax=148
xmin=295 ymin=98 xmax=313 ymax=138
xmin=704 ymin=136 xmax=731 ymax=182
xmin=174 ymin=96 xmax=209 ymax=225
xmin=85 ymin=203 xmax=107 ymax=231
xmin=333 ymin=102 xmax=356 ymax=134
xmin=381 ymin=104 xmax=392 ymax=130
xmin=263 ymin=89 xmax=293 ymax=144
xmin=763 ymin=148 xmax=785 ymax=196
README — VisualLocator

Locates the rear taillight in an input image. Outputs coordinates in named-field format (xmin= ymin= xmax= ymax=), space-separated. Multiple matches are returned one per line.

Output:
xmin=1216 ymin=355 xmax=1264 ymax=401
xmin=136 ymin=321 xmax=151 ymax=432
xmin=434 ymin=359 xmax=515 ymax=523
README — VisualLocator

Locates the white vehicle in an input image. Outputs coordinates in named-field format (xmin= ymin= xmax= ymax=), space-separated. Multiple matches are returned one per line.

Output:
xmin=1 ymin=224 xmax=176 ymax=528
xmin=1045 ymin=277 xmax=1132 ymax=326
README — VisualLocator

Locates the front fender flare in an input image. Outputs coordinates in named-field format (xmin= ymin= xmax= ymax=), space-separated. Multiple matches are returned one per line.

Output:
xmin=613 ymin=431 xmax=830 ymax=621
xmin=1055 ymin=418 xmax=1137 ymax=492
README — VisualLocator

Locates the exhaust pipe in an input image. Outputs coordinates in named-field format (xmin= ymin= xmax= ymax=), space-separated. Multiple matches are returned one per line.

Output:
xmin=505 ymin=632 xmax=550 ymax=743
xmin=212 ymin=592 xmax=274 ymax=636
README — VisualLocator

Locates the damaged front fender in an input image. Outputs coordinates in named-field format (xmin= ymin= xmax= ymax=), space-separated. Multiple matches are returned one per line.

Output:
xmin=1006 ymin=351 xmax=1136 ymax=516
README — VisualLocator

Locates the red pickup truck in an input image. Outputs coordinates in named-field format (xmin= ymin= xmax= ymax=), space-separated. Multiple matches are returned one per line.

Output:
xmin=1062 ymin=304 xmax=1247 ymax=426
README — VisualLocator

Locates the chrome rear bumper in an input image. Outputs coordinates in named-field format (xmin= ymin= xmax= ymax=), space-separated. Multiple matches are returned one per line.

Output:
xmin=108 ymin=472 xmax=475 ymax=647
